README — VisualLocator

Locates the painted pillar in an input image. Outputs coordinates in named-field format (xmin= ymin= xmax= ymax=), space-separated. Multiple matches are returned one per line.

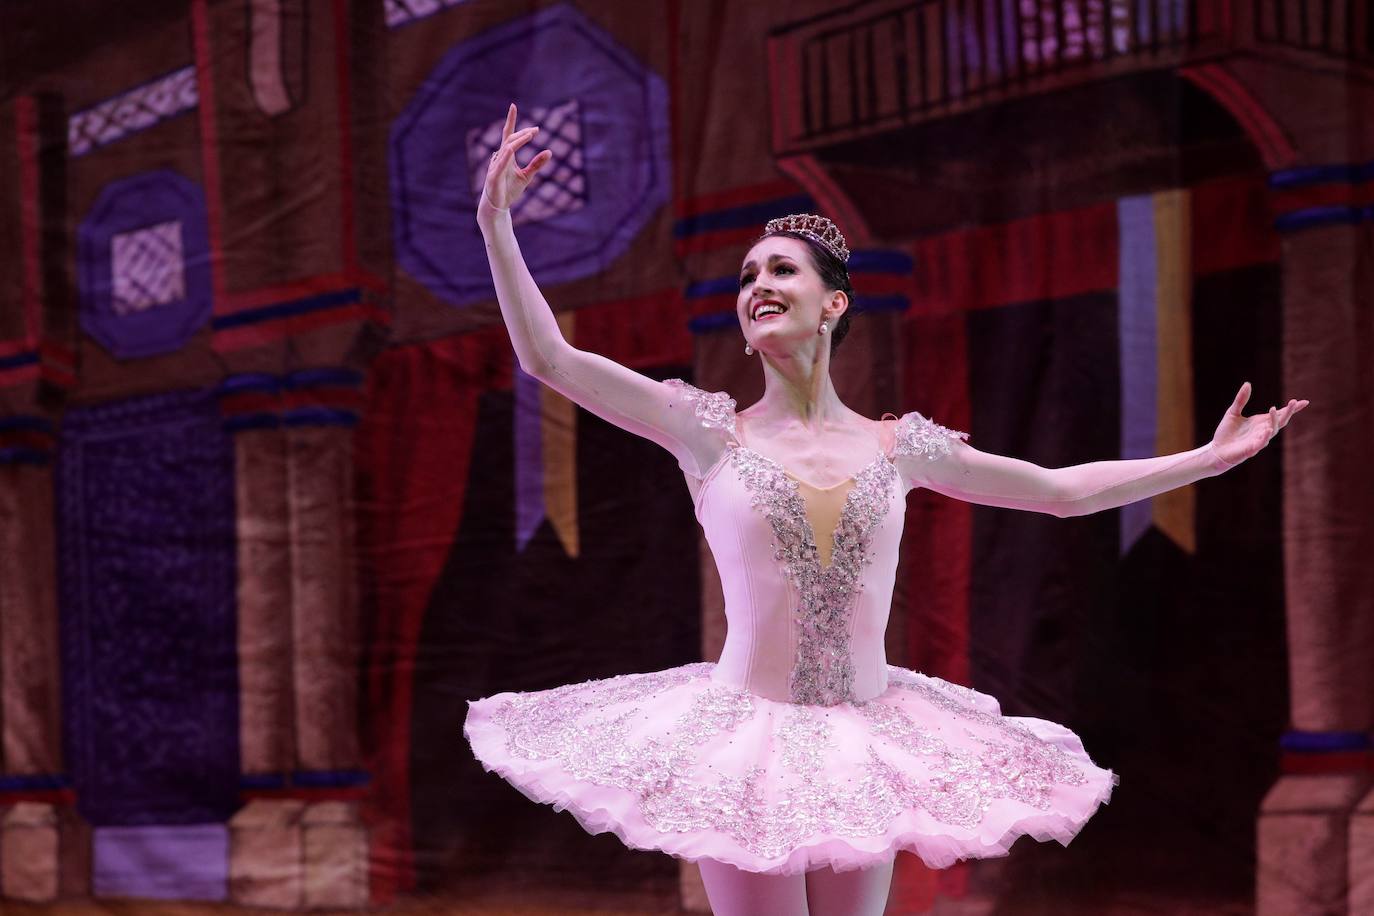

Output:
xmin=218 ymin=375 xmax=301 ymax=908
xmin=221 ymin=369 xmax=370 ymax=909
xmin=1257 ymin=166 xmax=1374 ymax=916
xmin=0 ymin=89 xmax=86 ymax=904
xmin=282 ymin=369 xmax=365 ymax=775
xmin=220 ymin=375 xmax=297 ymax=783
xmin=0 ymin=430 xmax=61 ymax=777
xmin=0 ymin=423 xmax=89 ymax=903
xmin=284 ymin=369 xmax=368 ymax=909
xmin=192 ymin=0 xmax=388 ymax=902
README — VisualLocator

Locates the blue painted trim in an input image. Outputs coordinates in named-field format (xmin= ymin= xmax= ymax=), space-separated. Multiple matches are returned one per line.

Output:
xmin=211 ymin=288 xmax=362 ymax=331
xmin=851 ymin=294 xmax=911 ymax=313
xmin=674 ymin=195 xmax=816 ymax=238
xmin=223 ymin=415 xmax=282 ymax=433
xmin=685 ymin=276 xmax=741 ymax=299
xmin=292 ymin=769 xmax=371 ymax=788
xmin=686 ymin=312 xmax=743 ymax=334
xmin=283 ymin=367 xmax=365 ymax=389
xmin=688 ymin=248 xmax=913 ymax=303
xmin=1274 ymin=206 xmax=1371 ymax=233
xmin=0 ymin=416 xmax=55 ymax=433
xmin=0 ymin=773 xmax=70 ymax=791
xmin=849 ymin=250 xmax=914 ymax=273
xmin=216 ymin=373 xmax=282 ymax=396
xmin=1280 ymin=731 xmax=1372 ymax=752
xmin=0 ymin=351 xmax=39 ymax=371
xmin=239 ymin=773 xmax=288 ymax=790
xmin=687 ymin=294 xmax=909 ymax=334
xmin=1269 ymin=160 xmax=1374 ymax=190
xmin=0 ymin=447 xmax=51 ymax=466
xmin=281 ymin=407 xmax=358 ymax=428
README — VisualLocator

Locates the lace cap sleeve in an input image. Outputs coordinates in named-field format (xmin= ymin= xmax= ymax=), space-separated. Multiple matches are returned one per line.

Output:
xmin=664 ymin=378 xmax=737 ymax=436
xmin=892 ymin=411 xmax=969 ymax=460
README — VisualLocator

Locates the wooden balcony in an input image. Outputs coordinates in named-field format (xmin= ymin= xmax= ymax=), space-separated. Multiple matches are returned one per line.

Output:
xmin=766 ymin=0 xmax=1374 ymax=154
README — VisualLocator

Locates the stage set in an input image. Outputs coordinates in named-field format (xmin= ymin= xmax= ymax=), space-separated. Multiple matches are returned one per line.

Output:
xmin=0 ymin=0 xmax=1369 ymax=912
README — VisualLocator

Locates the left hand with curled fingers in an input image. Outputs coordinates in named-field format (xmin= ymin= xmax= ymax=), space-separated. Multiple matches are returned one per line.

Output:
xmin=478 ymin=102 xmax=553 ymax=221
xmin=1209 ymin=381 xmax=1310 ymax=468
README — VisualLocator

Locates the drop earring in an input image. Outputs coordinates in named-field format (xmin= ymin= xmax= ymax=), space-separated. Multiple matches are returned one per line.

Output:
xmin=818 ymin=321 xmax=828 ymax=335
xmin=744 ymin=343 xmax=754 ymax=356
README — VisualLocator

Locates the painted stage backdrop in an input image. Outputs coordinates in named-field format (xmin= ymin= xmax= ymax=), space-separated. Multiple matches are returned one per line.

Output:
xmin=0 ymin=0 xmax=1369 ymax=912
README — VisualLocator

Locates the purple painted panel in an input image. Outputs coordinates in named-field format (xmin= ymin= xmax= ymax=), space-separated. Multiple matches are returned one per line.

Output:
xmin=1117 ymin=195 xmax=1157 ymax=555
xmin=58 ymin=388 xmax=239 ymax=826
xmin=77 ymin=168 xmax=212 ymax=358
xmin=390 ymin=3 xmax=671 ymax=306
xmin=93 ymin=824 xmax=228 ymax=900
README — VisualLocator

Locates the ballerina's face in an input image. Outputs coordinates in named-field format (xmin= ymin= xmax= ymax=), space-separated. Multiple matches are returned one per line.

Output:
xmin=736 ymin=235 xmax=841 ymax=355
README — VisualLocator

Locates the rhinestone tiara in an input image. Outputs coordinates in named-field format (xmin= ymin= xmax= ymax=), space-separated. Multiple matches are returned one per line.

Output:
xmin=762 ymin=213 xmax=850 ymax=263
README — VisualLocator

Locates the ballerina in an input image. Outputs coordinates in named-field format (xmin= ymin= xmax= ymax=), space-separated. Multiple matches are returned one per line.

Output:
xmin=463 ymin=102 xmax=1308 ymax=916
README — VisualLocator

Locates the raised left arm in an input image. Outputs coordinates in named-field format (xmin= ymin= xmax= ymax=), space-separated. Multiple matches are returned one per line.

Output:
xmin=899 ymin=382 xmax=1308 ymax=518
xmin=904 ymin=437 xmax=1228 ymax=518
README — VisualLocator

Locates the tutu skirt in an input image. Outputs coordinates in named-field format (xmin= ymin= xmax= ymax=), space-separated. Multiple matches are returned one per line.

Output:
xmin=464 ymin=662 xmax=1117 ymax=876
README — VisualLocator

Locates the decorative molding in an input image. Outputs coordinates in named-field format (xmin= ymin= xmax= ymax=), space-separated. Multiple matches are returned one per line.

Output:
xmin=389 ymin=4 xmax=670 ymax=305
xmin=77 ymin=170 xmax=211 ymax=359
xmin=68 ymin=67 xmax=198 ymax=157
xmin=1269 ymin=159 xmax=1374 ymax=233
xmin=217 ymin=369 xmax=365 ymax=430
xmin=384 ymin=0 xmax=472 ymax=29
xmin=1180 ymin=64 xmax=1298 ymax=170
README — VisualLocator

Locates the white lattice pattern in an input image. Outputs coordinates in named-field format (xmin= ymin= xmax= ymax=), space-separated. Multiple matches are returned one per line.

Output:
xmin=1019 ymin=0 xmax=1135 ymax=64
xmin=69 ymin=67 xmax=198 ymax=157
xmin=111 ymin=221 xmax=186 ymax=317
xmin=384 ymin=0 xmax=472 ymax=28
xmin=467 ymin=98 xmax=588 ymax=226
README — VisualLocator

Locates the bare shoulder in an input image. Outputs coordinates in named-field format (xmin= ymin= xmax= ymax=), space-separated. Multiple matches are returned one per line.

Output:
xmin=873 ymin=415 xmax=900 ymax=450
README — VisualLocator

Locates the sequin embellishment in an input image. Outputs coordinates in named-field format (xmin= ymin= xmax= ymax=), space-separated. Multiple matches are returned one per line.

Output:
xmin=494 ymin=665 xmax=715 ymax=762
xmin=665 ymin=378 xmax=737 ymax=435
xmin=778 ymin=706 xmax=833 ymax=773
xmin=484 ymin=662 xmax=1105 ymax=862
xmin=858 ymin=682 xmax=1090 ymax=828
xmin=731 ymin=447 xmax=898 ymax=706
xmin=892 ymin=412 xmax=969 ymax=460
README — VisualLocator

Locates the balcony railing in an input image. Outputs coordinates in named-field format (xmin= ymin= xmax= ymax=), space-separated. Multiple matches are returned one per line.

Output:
xmin=1254 ymin=0 xmax=1374 ymax=59
xmin=767 ymin=0 xmax=1373 ymax=153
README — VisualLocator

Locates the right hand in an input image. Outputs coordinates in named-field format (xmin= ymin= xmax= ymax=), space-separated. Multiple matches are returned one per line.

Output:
xmin=479 ymin=103 xmax=553 ymax=215
xmin=1208 ymin=381 xmax=1308 ymax=468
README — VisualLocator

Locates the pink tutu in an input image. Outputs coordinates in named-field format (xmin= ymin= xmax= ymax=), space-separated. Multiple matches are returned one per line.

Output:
xmin=464 ymin=662 xmax=1116 ymax=876
xmin=465 ymin=383 xmax=1116 ymax=874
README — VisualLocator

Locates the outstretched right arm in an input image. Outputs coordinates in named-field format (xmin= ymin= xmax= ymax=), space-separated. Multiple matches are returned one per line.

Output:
xmin=477 ymin=104 xmax=722 ymax=478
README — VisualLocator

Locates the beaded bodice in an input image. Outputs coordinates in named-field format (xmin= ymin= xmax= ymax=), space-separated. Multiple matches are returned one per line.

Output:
xmin=665 ymin=380 xmax=968 ymax=707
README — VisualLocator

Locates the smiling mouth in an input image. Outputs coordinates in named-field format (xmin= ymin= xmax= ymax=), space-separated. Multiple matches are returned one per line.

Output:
xmin=752 ymin=301 xmax=787 ymax=321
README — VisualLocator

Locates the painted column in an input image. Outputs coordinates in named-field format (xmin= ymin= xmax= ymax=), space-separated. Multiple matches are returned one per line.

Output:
xmin=218 ymin=375 xmax=301 ymax=908
xmin=0 ymin=89 xmax=86 ymax=904
xmin=221 ymin=368 xmax=369 ymax=909
xmin=284 ymin=369 xmax=368 ymax=909
xmin=1257 ymin=167 xmax=1374 ymax=916
xmin=0 ymin=426 xmax=61 ymax=777
xmin=180 ymin=0 xmax=386 ymax=905
xmin=220 ymin=375 xmax=297 ymax=783
xmin=285 ymin=369 xmax=364 ymax=775
xmin=0 ymin=422 xmax=89 ymax=903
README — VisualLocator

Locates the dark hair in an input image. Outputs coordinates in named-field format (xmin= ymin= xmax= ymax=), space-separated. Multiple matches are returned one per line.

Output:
xmin=756 ymin=229 xmax=854 ymax=354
